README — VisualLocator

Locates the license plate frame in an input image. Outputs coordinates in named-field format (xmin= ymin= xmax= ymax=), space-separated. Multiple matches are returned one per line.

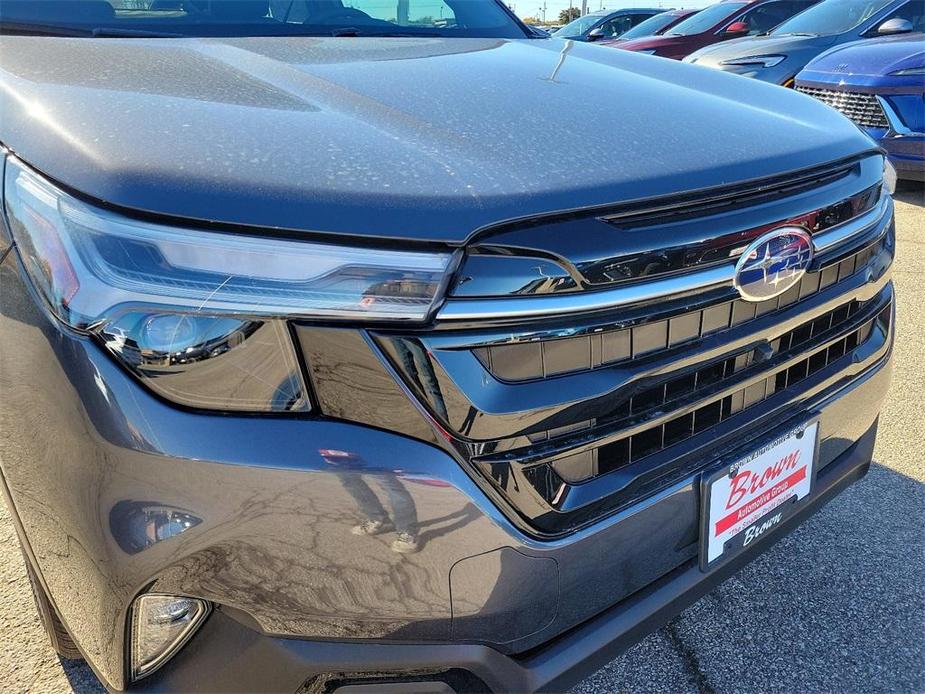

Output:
xmin=699 ymin=419 xmax=820 ymax=572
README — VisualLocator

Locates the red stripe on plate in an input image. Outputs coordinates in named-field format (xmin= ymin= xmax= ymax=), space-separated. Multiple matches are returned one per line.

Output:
xmin=715 ymin=466 xmax=807 ymax=536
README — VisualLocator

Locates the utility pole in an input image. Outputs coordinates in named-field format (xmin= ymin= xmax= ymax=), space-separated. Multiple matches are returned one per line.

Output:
xmin=580 ymin=0 xmax=587 ymax=16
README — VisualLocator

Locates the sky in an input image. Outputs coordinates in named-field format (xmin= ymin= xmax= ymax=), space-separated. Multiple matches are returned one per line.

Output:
xmin=509 ymin=0 xmax=713 ymax=22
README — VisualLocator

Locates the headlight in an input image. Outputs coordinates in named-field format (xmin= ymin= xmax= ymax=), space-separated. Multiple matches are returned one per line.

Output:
xmin=3 ymin=158 xmax=453 ymax=412
xmin=883 ymin=158 xmax=898 ymax=196
xmin=889 ymin=66 xmax=925 ymax=76
xmin=720 ymin=55 xmax=786 ymax=68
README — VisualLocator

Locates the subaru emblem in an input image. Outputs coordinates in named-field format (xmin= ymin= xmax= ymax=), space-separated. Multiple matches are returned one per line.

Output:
xmin=734 ymin=228 xmax=814 ymax=302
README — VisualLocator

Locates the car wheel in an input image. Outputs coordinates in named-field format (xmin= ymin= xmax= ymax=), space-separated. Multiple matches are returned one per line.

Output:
xmin=21 ymin=550 xmax=83 ymax=661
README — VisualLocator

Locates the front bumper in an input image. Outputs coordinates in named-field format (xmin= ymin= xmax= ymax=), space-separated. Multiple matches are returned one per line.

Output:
xmin=865 ymin=118 xmax=925 ymax=182
xmin=857 ymin=96 xmax=923 ymax=182
xmin=793 ymin=79 xmax=925 ymax=181
xmin=0 ymin=236 xmax=894 ymax=693
xmin=132 ymin=416 xmax=880 ymax=694
xmin=865 ymin=127 xmax=924 ymax=182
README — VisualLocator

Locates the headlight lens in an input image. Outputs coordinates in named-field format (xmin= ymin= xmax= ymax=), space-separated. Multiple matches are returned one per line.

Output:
xmin=97 ymin=313 xmax=308 ymax=411
xmin=4 ymin=160 xmax=452 ymax=327
xmin=3 ymin=158 xmax=453 ymax=412
xmin=883 ymin=158 xmax=898 ymax=196
xmin=720 ymin=54 xmax=786 ymax=68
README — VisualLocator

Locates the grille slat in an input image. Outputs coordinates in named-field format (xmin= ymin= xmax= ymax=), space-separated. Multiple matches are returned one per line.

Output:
xmin=504 ymin=301 xmax=890 ymax=508
xmin=501 ymin=298 xmax=874 ymax=482
xmin=796 ymin=86 xmax=890 ymax=129
xmin=462 ymin=287 xmax=891 ymax=534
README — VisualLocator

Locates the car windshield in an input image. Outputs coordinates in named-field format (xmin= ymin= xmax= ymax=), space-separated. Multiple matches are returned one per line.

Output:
xmin=772 ymin=0 xmax=895 ymax=35
xmin=665 ymin=2 xmax=746 ymax=35
xmin=0 ymin=0 xmax=527 ymax=38
xmin=553 ymin=14 xmax=602 ymax=36
xmin=618 ymin=10 xmax=689 ymax=39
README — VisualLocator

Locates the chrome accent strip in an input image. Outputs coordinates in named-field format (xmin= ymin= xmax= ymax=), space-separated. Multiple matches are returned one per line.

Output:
xmin=813 ymin=193 xmax=891 ymax=254
xmin=438 ymin=196 xmax=891 ymax=322
xmin=876 ymin=95 xmax=925 ymax=138
xmin=439 ymin=263 xmax=733 ymax=321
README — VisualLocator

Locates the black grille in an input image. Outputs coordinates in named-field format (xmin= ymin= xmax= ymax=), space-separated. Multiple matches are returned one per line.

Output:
xmin=549 ymin=301 xmax=881 ymax=483
xmin=796 ymin=86 xmax=890 ymax=129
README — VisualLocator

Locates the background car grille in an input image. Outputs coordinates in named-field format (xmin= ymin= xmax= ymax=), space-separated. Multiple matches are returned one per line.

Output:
xmin=796 ymin=86 xmax=890 ymax=129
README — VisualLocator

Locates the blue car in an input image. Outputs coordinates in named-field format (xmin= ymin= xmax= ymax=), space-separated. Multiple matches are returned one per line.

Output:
xmin=685 ymin=0 xmax=925 ymax=86
xmin=797 ymin=34 xmax=925 ymax=181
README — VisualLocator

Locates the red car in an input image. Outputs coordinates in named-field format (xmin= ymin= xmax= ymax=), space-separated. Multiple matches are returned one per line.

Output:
xmin=612 ymin=0 xmax=820 ymax=60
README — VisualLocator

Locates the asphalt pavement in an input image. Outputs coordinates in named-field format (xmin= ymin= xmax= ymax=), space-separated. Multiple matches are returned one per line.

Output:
xmin=1 ymin=184 xmax=922 ymax=694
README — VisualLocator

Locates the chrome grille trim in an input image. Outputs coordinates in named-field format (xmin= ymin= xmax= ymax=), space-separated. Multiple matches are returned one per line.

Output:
xmin=398 ymin=233 xmax=892 ymax=445
xmin=475 ymin=299 xmax=878 ymax=471
xmin=439 ymin=263 xmax=731 ymax=321
xmin=876 ymin=95 xmax=922 ymax=136
xmin=796 ymin=86 xmax=891 ymax=129
xmin=474 ymin=245 xmax=876 ymax=383
xmin=814 ymin=193 xmax=891 ymax=253
xmin=475 ymin=291 xmax=893 ymax=524
xmin=437 ymin=195 xmax=891 ymax=322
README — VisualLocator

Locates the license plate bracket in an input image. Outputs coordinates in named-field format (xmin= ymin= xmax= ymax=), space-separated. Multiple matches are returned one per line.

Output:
xmin=699 ymin=420 xmax=820 ymax=572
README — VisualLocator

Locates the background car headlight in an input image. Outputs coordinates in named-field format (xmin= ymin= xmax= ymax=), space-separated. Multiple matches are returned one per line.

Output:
xmin=3 ymin=158 xmax=453 ymax=412
xmin=883 ymin=158 xmax=898 ymax=196
xmin=720 ymin=55 xmax=786 ymax=68
xmin=889 ymin=66 xmax=925 ymax=76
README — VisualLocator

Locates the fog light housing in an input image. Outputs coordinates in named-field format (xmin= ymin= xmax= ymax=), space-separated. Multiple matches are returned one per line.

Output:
xmin=129 ymin=594 xmax=211 ymax=682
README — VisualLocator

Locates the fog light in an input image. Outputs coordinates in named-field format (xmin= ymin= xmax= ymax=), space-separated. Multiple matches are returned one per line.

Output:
xmin=130 ymin=594 xmax=211 ymax=681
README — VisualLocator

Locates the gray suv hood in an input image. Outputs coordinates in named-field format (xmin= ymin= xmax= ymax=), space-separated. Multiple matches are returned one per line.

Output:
xmin=0 ymin=36 xmax=873 ymax=244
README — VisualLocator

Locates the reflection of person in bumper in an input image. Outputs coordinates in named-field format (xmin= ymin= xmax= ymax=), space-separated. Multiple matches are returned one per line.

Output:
xmin=393 ymin=339 xmax=449 ymax=423
xmin=319 ymin=449 xmax=420 ymax=554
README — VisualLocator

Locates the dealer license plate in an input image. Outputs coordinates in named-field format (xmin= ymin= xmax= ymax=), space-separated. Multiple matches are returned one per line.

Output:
xmin=700 ymin=421 xmax=818 ymax=570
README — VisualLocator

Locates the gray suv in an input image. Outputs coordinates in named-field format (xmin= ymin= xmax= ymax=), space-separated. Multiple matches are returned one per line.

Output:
xmin=0 ymin=1 xmax=896 ymax=692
